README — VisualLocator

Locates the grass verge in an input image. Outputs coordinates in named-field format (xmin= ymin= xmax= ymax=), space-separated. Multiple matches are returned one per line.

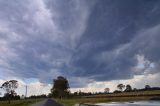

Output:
xmin=56 ymin=96 xmax=157 ymax=106
xmin=0 ymin=99 xmax=41 ymax=106
xmin=56 ymin=90 xmax=160 ymax=106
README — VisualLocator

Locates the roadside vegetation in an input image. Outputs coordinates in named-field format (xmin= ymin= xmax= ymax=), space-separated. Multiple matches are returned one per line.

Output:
xmin=82 ymin=90 xmax=160 ymax=98
xmin=56 ymin=96 xmax=156 ymax=106
xmin=50 ymin=76 xmax=160 ymax=106
xmin=1 ymin=77 xmax=160 ymax=106
xmin=56 ymin=90 xmax=160 ymax=106
xmin=0 ymin=99 xmax=40 ymax=106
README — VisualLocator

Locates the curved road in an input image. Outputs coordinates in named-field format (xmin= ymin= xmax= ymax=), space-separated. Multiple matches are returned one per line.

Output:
xmin=30 ymin=99 xmax=63 ymax=106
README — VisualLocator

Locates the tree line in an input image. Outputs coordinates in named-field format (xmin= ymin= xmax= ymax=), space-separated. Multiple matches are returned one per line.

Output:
xmin=113 ymin=83 xmax=156 ymax=93
xmin=1 ymin=76 xmax=160 ymax=103
xmin=48 ymin=76 xmax=160 ymax=98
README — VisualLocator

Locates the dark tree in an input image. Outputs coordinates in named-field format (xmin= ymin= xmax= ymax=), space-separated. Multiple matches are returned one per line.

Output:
xmin=117 ymin=84 xmax=125 ymax=92
xmin=51 ymin=76 xmax=70 ymax=99
xmin=133 ymin=88 xmax=137 ymax=92
xmin=145 ymin=85 xmax=151 ymax=90
xmin=113 ymin=90 xmax=122 ymax=93
xmin=124 ymin=84 xmax=132 ymax=92
xmin=1 ymin=80 xmax=18 ymax=103
xmin=73 ymin=92 xmax=78 ymax=96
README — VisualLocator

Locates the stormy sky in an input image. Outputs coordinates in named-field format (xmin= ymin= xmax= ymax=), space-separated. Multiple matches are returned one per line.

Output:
xmin=0 ymin=0 xmax=160 ymax=95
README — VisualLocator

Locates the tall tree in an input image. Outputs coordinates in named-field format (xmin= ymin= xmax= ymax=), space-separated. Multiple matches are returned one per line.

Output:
xmin=104 ymin=88 xmax=110 ymax=93
xmin=124 ymin=84 xmax=132 ymax=92
xmin=51 ymin=76 xmax=70 ymax=99
xmin=117 ymin=84 xmax=125 ymax=92
xmin=1 ymin=80 xmax=18 ymax=103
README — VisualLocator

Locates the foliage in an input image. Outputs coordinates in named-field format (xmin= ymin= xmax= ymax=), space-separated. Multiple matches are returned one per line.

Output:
xmin=117 ymin=84 xmax=125 ymax=91
xmin=0 ymin=99 xmax=41 ymax=106
xmin=124 ymin=84 xmax=132 ymax=92
xmin=104 ymin=88 xmax=110 ymax=93
xmin=28 ymin=94 xmax=47 ymax=99
xmin=51 ymin=76 xmax=70 ymax=98
xmin=1 ymin=80 xmax=18 ymax=104
xmin=145 ymin=85 xmax=151 ymax=89
xmin=113 ymin=90 xmax=122 ymax=93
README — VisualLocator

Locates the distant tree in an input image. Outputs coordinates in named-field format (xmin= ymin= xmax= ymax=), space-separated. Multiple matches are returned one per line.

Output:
xmin=4 ymin=93 xmax=20 ymax=100
xmin=145 ymin=85 xmax=151 ymax=90
xmin=1 ymin=80 xmax=18 ymax=103
xmin=87 ymin=92 xmax=92 ymax=95
xmin=51 ymin=76 xmax=70 ymax=99
xmin=133 ymin=88 xmax=137 ymax=92
xmin=124 ymin=84 xmax=132 ymax=92
xmin=73 ymin=92 xmax=78 ymax=96
xmin=104 ymin=88 xmax=110 ymax=93
xmin=117 ymin=84 xmax=125 ymax=92
xmin=113 ymin=90 xmax=121 ymax=93
xmin=78 ymin=90 xmax=82 ymax=96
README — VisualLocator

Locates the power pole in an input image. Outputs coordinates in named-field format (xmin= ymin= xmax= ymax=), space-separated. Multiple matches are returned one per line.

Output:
xmin=25 ymin=85 xmax=27 ymax=99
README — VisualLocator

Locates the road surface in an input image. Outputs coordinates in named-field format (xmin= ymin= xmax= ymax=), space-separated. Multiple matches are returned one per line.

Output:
xmin=30 ymin=99 xmax=63 ymax=106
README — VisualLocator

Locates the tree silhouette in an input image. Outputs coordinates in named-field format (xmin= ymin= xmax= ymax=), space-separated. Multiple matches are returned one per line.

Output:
xmin=51 ymin=76 xmax=70 ymax=99
xmin=1 ymin=80 xmax=18 ymax=103
xmin=117 ymin=84 xmax=125 ymax=92
xmin=145 ymin=85 xmax=151 ymax=90
xmin=104 ymin=88 xmax=110 ymax=93
xmin=124 ymin=84 xmax=132 ymax=92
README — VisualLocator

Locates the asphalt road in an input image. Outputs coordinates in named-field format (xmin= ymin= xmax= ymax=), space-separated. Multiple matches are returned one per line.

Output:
xmin=30 ymin=99 xmax=63 ymax=106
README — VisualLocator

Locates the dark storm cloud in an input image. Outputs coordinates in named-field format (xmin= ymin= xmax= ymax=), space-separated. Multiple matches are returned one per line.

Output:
xmin=0 ymin=0 xmax=92 ymax=86
xmin=70 ymin=0 xmax=160 ymax=81
xmin=0 ymin=0 xmax=160 ymax=87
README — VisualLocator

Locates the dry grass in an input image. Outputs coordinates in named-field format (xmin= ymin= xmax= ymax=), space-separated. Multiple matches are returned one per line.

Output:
xmin=56 ymin=90 xmax=160 ymax=106
xmin=56 ymin=96 xmax=155 ymax=106
xmin=83 ymin=90 xmax=160 ymax=98
xmin=0 ymin=99 xmax=41 ymax=106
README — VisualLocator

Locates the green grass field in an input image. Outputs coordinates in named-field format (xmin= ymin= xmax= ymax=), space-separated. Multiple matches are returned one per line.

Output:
xmin=0 ymin=99 xmax=41 ymax=106
xmin=56 ymin=90 xmax=160 ymax=106
xmin=56 ymin=96 xmax=155 ymax=106
xmin=83 ymin=90 xmax=160 ymax=98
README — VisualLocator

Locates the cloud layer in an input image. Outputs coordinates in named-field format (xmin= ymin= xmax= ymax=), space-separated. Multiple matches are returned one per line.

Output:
xmin=0 ymin=0 xmax=160 ymax=89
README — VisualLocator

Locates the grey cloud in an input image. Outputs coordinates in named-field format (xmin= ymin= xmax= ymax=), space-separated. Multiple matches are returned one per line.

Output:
xmin=0 ymin=0 xmax=160 ymax=88
xmin=70 ymin=0 xmax=160 ymax=82
xmin=0 ymin=0 xmax=92 ymax=86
